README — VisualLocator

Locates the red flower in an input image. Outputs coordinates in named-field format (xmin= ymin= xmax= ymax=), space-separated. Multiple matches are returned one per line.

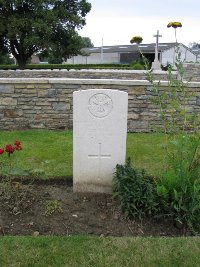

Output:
xmin=14 ymin=140 xmax=22 ymax=151
xmin=14 ymin=141 xmax=21 ymax=146
xmin=5 ymin=144 xmax=15 ymax=156
xmin=15 ymin=145 xmax=22 ymax=151
xmin=0 ymin=148 xmax=4 ymax=154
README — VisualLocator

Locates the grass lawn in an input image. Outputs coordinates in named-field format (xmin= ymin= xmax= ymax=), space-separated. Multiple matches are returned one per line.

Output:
xmin=1 ymin=130 xmax=199 ymax=266
xmin=0 ymin=236 xmax=200 ymax=267
xmin=0 ymin=130 xmax=166 ymax=178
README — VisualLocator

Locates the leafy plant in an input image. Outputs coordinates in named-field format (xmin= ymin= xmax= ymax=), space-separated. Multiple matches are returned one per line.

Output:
xmin=128 ymin=35 xmax=200 ymax=233
xmin=131 ymin=63 xmax=144 ymax=70
xmin=156 ymin=134 xmax=200 ymax=232
xmin=113 ymin=158 xmax=158 ymax=219
xmin=147 ymin=47 xmax=199 ymax=134
xmin=0 ymin=140 xmax=37 ymax=214
xmin=145 ymin=45 xmax=200 ymax=233
xmin=0 ymin=141 xmax=25 ymax=177
xmin=44 ymin=200 xmax=63 ymax=216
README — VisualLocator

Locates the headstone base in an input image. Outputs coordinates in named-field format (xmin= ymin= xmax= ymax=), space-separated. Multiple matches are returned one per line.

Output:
xmin=73 ymin=182 xmax=112 ymax=194
xmin=151 ymin=60 xmax=161 ymax=70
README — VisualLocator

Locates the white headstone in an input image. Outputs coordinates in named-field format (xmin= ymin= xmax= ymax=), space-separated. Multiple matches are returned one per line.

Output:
xmin=73 ymin=89 xmax=128 ymax=193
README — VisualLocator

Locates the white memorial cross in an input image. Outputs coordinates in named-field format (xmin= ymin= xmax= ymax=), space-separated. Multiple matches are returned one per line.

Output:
xmin=151 ymin=30 xmax=162 ymax=70
xmin=73 ymin=89 xmax=128 ymax=193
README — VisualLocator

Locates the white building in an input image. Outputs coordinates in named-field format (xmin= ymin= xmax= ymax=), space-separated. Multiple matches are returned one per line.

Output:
xmin=66 ymin=43 xmax=197 ymax=67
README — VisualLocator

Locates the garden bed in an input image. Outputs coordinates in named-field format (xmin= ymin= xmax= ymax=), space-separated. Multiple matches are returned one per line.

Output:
xmin=0 ymin=179 xmax=189 ymax=237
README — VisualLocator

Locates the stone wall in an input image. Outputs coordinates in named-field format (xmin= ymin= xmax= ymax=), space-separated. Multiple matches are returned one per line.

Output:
xmin=183 ymin=63 xmax=200 ymax=82
xmin=0 ymin=78 xmax=199 ymax=132
xmin=0 ymin=69 xmax=176 ymax=80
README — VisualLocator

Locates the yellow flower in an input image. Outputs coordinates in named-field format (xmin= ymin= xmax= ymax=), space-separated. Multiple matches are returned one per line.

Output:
xmin=130 ymin=36 xmax=143 ymax=44
xmin=167 ymin=22 xmax=182 ymax=28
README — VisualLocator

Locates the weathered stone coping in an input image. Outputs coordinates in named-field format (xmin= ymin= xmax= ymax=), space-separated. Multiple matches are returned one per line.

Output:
xmin=0 ymin=69 xmax=173 ymax=74
xmin=0 ymin=78 xmax=199 ymax=87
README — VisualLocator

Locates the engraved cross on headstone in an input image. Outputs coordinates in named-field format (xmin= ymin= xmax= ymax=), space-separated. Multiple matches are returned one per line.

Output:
xmin=88 ymin=142 xmax=111 ymax=179
xmin=88 ymin=143 xmax=111 ymax=159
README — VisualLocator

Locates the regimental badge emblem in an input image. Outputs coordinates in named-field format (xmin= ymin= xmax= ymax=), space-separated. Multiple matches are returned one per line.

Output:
xmin=88 ymin=93 xmax=113 ymax=118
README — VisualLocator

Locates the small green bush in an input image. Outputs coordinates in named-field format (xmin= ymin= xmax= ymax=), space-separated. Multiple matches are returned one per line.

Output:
xmin=156 ymin=134 xmax=200 ymax=232
xmin=132 ymin=63 xmax=144 ymax=70
xmin=113 ymin=158 xmax=158 ymax=219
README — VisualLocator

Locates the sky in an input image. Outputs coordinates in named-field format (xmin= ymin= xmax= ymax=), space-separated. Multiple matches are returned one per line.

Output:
xmin=79 ymin=0 xmax=200 ymax=47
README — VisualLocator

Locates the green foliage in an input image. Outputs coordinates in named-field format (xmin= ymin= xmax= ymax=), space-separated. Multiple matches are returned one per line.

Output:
xmin=145 ymin=45 xmax=200 ymax=233
xmin=44 ymin=199 xmax=63 ymax=216
xmin=0 ymin=0 xmax=91 ymax=68
xmin=48 ymin=54 xmax=63 ymax=64
xmin=121 ymin=44 xmax=200 ymax=233
xmin=113 ymin=158 xmax=158 ymax=219
xmin=131 ymin=62 xmax=144 ymax=70
xmin=0 ymin=53 xmax=14 ymax=64
xmin=0 ymin=64 xmax=17 ymax=70
xmin=46 ymin=36 xmax=93 ymax=64
xmin=147 ymin=46 xmax=199 ymax=133
xmin=81 ymin=37 xmax=94 ymax=48
xmin=156 ymin=134 xmax=200 ymax=232
xmin=0 ymin=63 xmax=133 ymax=70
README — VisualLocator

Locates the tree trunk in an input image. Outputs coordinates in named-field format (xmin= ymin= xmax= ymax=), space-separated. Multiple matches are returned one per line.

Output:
xmin=9 ymin=40 xmax=31 ymax=69
xmin=15 ymin=56 xmax=29 ymax=69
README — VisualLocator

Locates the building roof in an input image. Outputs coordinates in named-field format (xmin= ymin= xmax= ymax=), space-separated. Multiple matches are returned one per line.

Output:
xmin=82 ymin=43 xmax=178 ymax=54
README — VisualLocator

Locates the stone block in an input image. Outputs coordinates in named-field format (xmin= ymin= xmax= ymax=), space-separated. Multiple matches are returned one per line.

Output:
xmin=53 ymin=84 xmax=80 ymax=89
xmin=14 ymin=85 xmax=26 ymax=89
xmin=37 ymin=84 xmax=52 ymax=89
xmin=0 ymin=85 xmax=14 ymax=93
xmin=22 ymin=89 xmax=37 ymax=94
xmin=128 ymin=120 xmax=148 ymax=130
xmin=0 ymin=98 xmax=17 ymax=106
xmin=29 ymin=122 xmax=45 ymax=129
xmin=52 ymin=102 xmax=69 ymax=111
xmin=129 ymin=87 xmax=145 ymax=95
xmin=128 ymin=113 xmax=139 ymax=120
xmin=27 ymin=85 xmax=35 ymax=89
xmin=35 ymin=101 xmax=51 ymax=106
xmin=4 ymin=109 xmax=23 ymax=118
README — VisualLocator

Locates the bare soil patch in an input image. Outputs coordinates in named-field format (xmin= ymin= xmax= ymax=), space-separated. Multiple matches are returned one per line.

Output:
xmin=0 ymin=179 xmax=190 ymax=237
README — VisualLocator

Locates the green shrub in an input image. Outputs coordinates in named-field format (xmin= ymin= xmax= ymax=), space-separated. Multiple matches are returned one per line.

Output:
xmin=0 ymin=64 xmax=17 ymax=70
xmin=0 ymin=63 xmax=133 ymax=70
xmin=156 ymin=133 xmax=200 ymax=232
xmin=132 ymin=63 xmax=145 ymax=70
xmin=113 ymin=158 xmax=158 ymax=219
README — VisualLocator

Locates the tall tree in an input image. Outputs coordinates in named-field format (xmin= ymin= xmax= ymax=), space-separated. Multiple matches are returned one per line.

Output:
xmin=81 ymin=37 xmax=94 ymax=48
xmin=0 ymin=53 xmax=15 ymax=64
xmin=0 ymin=0 xmax=91 ymax=68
